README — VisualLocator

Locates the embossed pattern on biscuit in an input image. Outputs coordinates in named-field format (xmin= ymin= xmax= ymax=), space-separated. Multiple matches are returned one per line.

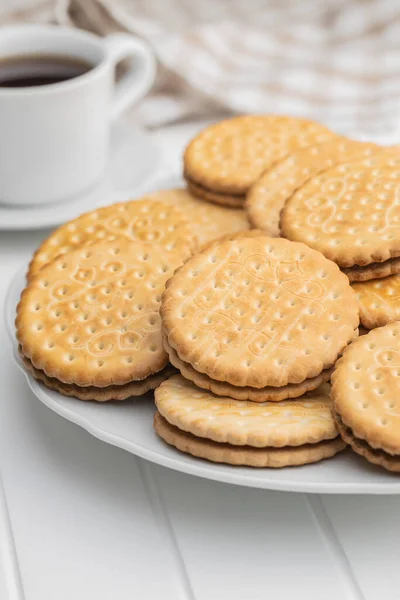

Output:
xmin=332 ymin=323 xmax=400 ymax=455
xmin=184 ymin=115 xmax=335 ymax=195
xmin=17 ymin=239 xmax=184 ymax=387
xmin=142 ymin=188 xmax=250 ymax=246
xmin=28 ymin=200 xmax=197 ymax=279
xmin=161 ymin=237 xmax=359 ymax=388
xmin=155 ymin=375 xmax=338 ymax=447
xmin=281 ymin=154 xmax=400 ymax=268
xmin=246 ymin=138 xmax=379 ymax=236
xmin=353 ymin=275 xmax=400 ymax=329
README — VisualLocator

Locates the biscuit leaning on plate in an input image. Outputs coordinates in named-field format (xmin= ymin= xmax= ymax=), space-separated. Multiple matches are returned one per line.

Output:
xmin=184 ymin=115 xmax=335 ymax=207
xmin=280 ymin=154 xmax=400 ymax=282
xmin=16 ymin=238 xmax=183 ymax=401
xmin=154 ymin=375 xmax=346 ymax=467
xmin=28 ymin=199 xmax=197 ymax=280
xmin=141 ymin=188 xmax=250 ymax=248
xmin=246 ymin=138 xmax=379 ymax=237
xmin=332 ymin=324 xmax=400 ymax=472
xmin=161 ymin=236 xmax=359 ymax=400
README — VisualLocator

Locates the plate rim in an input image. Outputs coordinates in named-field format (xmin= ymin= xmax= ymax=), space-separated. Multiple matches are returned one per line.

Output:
xmin=6 ymin=266 xmax=400 ymax=495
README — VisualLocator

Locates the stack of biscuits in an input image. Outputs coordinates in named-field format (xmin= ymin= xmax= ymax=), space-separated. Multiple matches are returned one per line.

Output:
xmin=156 ymin=234 xmax=357 ymax=467
xmin=17 ymin=114 xmax=400 ymax=473
xmin=17 ymin=195 xmax=251 ymax=401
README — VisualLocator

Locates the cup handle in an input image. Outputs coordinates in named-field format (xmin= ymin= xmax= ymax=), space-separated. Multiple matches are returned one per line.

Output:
xmin=105 ymin=33 xmax=156 ymax=120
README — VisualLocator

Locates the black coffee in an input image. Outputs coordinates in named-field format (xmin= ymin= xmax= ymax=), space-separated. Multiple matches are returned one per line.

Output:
xmin=0 ymin=54 xmax=92 ymax=88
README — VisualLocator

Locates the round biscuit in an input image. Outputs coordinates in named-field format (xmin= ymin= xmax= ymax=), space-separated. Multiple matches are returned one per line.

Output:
xmin=17 ymin=239 xmax=184 ymax=387
xmin=184 ymin=115 xmax=335 ymax=196
xmin=281 ymin=154 xmax=400 ymax=269
xmin=246 ymin=138 xmax=379 ymax=236
xmin=142 ymin=188 xmax=250 ymax=246
xmin=154 ymin=412 xmax=346 ymax=468
xmin=28 ymin=199 xmax=197 ymax=280
xmin=155 ymin=374 xmax=338 ymax=447
xmin=164 ymin=336 xmax=333 ymax=401
xmin=332 ymin=323 xmax=400 ymax=456
xmin=161 ymin=236 xmax=359 ymax=388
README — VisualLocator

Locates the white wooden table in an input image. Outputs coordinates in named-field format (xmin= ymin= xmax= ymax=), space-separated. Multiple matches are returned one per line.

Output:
xmin=0 ymin=123 xmax=399 ymax=600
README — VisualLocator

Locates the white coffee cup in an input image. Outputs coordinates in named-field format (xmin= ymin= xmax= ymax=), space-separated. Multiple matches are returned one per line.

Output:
xmin=0 ymin=25 xmax=156 ymax=206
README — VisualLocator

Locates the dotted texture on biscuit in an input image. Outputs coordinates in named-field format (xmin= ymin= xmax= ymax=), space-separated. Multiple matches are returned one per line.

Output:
xmin=332 ymin=323 xmax=400 ymax=455
xmin=246 ymin=138 xmax=378 ymax=236
xmin=155 ymin=375 xmax=338 ymax=447
xmin=154 ymin=413 xmax=346 ymax=468
xmin=281 ymin=154 xmax=400 ymax=268
xmin=143 ymin=188 xmax=250 ymax=246
xmin=353 ymin=275 xmax=400 ymax=329
xmin=17 ymin=239 xmax=183 ymax=387
xmin=28 ymin=200 xmax=197 ymax=279
xmin=161 ymin=237 xmax=359 ymax=388
xmin=184 ymin=115 xmax=335 ymax=195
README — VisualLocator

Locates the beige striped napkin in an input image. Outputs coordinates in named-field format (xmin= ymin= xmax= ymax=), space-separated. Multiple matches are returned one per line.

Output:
xmin=3 ymin=0 xmax=400 ymax=140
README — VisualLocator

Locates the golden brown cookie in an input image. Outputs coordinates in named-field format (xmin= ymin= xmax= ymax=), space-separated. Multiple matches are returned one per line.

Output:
xmin=20 ymin=349 xmax=176 ymax=401
xmin=246 ymin=138 xmax=379 ymax=236
xmin=164 ymin=336 xmax=333 ymax=401
xmin=28 ymin=199 xmax=197 ymax=280
xmin=280 ymin=155 xmax=400 ymax=280
xmin=353 ymin=275 xmax=400 ymax=329
xmin=142 ymin=187 xmax=250 ymax=246
xmin=17 ymin=239 xmax=184 ymax=387
xmin=161 ymin=236 xmax=359 ymax=389
xmin=332 ymin=323 xmax=400 ymax=471
xmin=155 ymin=375 xmax=338 ymax=446
xmin=154 ymin=413 xmax=346 ymax=468
xmin=184 ymin=115 xmax=335 ymax=205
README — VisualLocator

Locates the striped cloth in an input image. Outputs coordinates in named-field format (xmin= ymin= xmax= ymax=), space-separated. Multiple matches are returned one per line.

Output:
xmin=3 ymin=0 xmax=400 ymax=140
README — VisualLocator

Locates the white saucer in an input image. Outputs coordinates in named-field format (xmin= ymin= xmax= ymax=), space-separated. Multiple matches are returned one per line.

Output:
xmin=5 ymin=266 xmax=400 ymax=494
xmin=0 ymin=121 xmax=160 ymax=230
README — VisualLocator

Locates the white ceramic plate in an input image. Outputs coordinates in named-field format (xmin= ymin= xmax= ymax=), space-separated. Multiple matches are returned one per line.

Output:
xmin=6 ymin=267 xmax=400 ymax=494
xmin=0 ymin=121 xmax=160 ymax=230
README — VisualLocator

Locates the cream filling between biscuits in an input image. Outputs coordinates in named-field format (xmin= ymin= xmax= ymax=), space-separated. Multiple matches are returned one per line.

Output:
xmin=164 ymin=333 xmax=333 ymax=394
xmin=185 ymin=176 xmax=246 ymax=200
xmin=334 ymin=412 xmax=400 ymax=465
xmin=342 ymin=256 xmax=400 ymax=277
